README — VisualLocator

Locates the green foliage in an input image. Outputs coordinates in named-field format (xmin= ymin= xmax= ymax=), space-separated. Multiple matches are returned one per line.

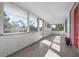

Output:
xmin=4 ymin=12 xmax=12 ymax=28
xmin=55 ymin=24 xmax=64 ymax=31
xmin=4 ymin=21 xmax=12 ymax=28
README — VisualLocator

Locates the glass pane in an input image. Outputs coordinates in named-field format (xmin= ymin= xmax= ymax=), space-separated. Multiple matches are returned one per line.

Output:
xmin=39 ymin=19 xmax=43 ymax=31
xmin=29 ymin=14 xmax=38 ymax=32
xmin=52 ymin=24 xmax=56 ymax=31
xmin=39 ymin=20 xmax=43 ymax=27
xmin=4 ymin=11 xmax=28 ymax=33
xmin=52 ymin=24 xmax=64 ymax=31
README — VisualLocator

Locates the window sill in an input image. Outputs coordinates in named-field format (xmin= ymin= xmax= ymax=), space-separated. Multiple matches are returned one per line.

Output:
xmin=0 ymin=31 xmax=39 ymax=36
xmin=3 ymin=32 xmax=28 ymax=36
xmin=0 ymin=31 xmax=43 ymax=36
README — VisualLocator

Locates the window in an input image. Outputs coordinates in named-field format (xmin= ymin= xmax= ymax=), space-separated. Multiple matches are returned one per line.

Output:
xmin=29 ymin=14 xmax=38 ymax=32
xmin=39 ymin=19 xmax=44 ymax=31
xmin=47 ymin=24 xmax=51 ymax=28
xmin=44 ymin=22 xmax=51 ymax=28
xmin=4 ymin=11 xmax=28 ymax=33
xmin=52 ymin=24 xmax=64 ymax=31
xmin=52 ymin=24 xmax=56 ymax=31
xmin=45 ymin=22 xmax=47 ymax=27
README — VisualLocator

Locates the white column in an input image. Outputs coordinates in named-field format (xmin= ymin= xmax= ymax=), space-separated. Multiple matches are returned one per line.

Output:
xmin=27 ymin=13 xmax=30 ymax=32
xmin=0 ymin=3 xmax=4 ymax=34
xmin=37 ymin=18 xmax=40 ymax=32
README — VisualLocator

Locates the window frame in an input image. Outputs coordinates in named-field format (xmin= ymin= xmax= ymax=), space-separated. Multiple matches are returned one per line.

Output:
xmin=29 ymin=14 xmax=38 ymax=32
xmin=3 ymin=11 xmax=28 ymax=34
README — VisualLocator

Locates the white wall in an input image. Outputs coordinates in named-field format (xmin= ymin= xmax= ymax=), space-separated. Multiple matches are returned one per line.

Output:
xmin=67 ymin=13 xmax=70 ymax=37
xmin=64 ymin=13 xmax=70 ymax=37
xmin=70 ymin=7 xmax=74 ymax=46
xmin=44 ymin=27 xmax=52 ymax=37
xmin=0 ymin=32 xmax=42 ymax=57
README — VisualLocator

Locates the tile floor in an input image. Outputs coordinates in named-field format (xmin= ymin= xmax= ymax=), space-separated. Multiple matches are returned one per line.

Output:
xmin=9 ymin=34 xmax=78 ymax=57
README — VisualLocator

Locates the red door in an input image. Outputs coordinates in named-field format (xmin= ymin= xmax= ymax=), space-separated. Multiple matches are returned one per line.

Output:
xmin=74 ymin=5 xmax=78 ymax=48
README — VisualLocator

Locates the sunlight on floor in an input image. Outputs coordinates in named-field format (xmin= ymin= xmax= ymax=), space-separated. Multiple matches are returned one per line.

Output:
xmin=53 ymin=36 xmax=61 ymax=44
xmin=41 ymin=40 xmax=52 ymax=46
xmin=42 ymin=36 xmax=61 ymax=57
xmin=51 ymin=36 xmax=61 ymax=52
xmin=54 ymin=36 xmax=61 ymax=40
xmin=51 ymin=43 xmax=60 ymax=52
xmin=45 ymin=49 xmax=60 ymax=57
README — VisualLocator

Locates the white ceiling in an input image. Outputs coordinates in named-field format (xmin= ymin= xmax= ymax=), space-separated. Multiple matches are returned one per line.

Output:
xmin=12 ymin=2 xmax=74 ymax=24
